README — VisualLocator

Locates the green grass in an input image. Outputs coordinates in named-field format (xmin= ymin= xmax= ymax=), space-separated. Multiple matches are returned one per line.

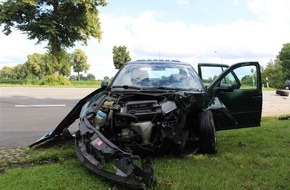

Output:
xmin=262 ymin=87 xmax=276 ymax=91
xmin=0 ymin=116 xmax=289 ymax=190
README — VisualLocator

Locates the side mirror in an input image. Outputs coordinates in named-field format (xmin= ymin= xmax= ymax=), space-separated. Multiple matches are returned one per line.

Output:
xmin=101 ymin=80 xmax=109 ymax=88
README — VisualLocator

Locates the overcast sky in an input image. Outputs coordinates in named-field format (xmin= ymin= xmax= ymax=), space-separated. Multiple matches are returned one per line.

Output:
xmin=0 ymin=0 xmax=290 ymax=79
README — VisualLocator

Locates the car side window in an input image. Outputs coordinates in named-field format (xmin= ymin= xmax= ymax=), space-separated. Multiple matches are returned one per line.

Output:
xmin=220 ymin=65 xmax=258 ymax=90
xmin=200 ymin=66 xmax=225 ymax=87
xmin=220 ymin=72 xmax=237 ymax=87
xmin=234 ymin=65 xmax=257 ymax=89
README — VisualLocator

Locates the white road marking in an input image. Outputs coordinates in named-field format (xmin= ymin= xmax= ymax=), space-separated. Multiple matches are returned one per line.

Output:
xmin=15 ymin=104 xmax=66 ymax=108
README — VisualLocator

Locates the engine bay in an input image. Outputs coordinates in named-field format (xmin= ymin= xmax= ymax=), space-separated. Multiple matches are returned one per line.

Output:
xmin=82 ymin=92 xmax=203 ymax=154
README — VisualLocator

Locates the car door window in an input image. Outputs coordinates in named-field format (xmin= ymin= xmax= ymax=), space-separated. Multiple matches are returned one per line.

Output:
xmin=199 ymin=66 xmax=226 ymax=86
xmin=220 ymin=65 xmax=258 ymax=90
xmin=235 ymin=66 xmax=257 ymax=89
xmin=220 ymin=71 xmax=237 ymax=87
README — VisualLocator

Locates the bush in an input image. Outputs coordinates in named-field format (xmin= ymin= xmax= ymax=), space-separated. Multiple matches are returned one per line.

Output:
xmin=38 ymin=75 xmax=71 ymax=86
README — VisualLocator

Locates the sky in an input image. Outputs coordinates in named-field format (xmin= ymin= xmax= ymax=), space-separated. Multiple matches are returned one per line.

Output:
xmin=0 ymin=0 xmax=290 ymax=79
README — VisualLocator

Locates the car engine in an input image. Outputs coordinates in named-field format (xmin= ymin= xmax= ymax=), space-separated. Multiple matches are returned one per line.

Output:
xmin=85 ymin=93 xmax=196 ymax=153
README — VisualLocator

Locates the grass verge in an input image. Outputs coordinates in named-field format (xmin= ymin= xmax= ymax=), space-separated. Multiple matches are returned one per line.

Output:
xmin=0 ymin=116 xmax=289 ymax=190
xmin=0 ymin=79 xmax=102 ymax=88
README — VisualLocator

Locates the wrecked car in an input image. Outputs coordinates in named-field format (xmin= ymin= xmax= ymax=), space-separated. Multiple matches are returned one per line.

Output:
xmin=30 ymin=60 xmax=262 ymax=188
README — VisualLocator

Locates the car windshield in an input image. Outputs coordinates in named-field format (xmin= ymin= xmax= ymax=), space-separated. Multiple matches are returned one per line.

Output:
xmin=111 ymin=63 xmax=204 ymax=91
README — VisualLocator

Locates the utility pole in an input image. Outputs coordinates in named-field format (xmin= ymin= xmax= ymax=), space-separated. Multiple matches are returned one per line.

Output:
xmin=214 ymin=51 xmax=223 ymax=63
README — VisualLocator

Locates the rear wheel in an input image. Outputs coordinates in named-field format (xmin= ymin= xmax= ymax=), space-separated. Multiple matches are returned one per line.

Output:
xmin=199 ymin=110 xmax=217 ymax=154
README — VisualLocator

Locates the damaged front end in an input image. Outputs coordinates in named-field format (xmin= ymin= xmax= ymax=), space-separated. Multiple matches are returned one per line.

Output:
xmin=30 ymin=88 xmax=157 ymax=188
xmin=74 ymin=89 xmax=203 ymax=188
xmin=75 ymin=116 xmax=156 ymax=188
xmin=29 ymin=89 xmax=202 ymax=188
xmin=29 ymin=87 xmax=228 ymax=189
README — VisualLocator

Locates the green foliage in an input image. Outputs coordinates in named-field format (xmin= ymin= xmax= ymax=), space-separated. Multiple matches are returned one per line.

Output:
xmin=277 ymin=43 xmax=290 ymax=79
xmin=0 ymin=49 xmax=75 ymax=80
xmin=104 ymin=76 xmax=110 ymax=80
xmin=26 ymin=53 xmax=48 ymax=78
xmin=69 ymin=73 xmax=96 ymax=81
xmin=262 ymin=60 xmax=285 ymax=88
xmin=262 ymin=42 xmax=290 ymax=88
xmin=0 ymin=0 xmax=107 ymax=54
xmin=13 ymin=64 xmax=29 ymax=79
xmin=0 ymin=64 xmax=29 ymax=79
xmin=47 ymin=49 xmax=72 ymax=76
xmin=112 ymin=45 xmax=131 ymax=69
xmin=0 ymin=78 xmax=39 ymax=85
xmin=85 ymin=74 xmax=96 ymax=81
xmin=38 ymin=75 xmax=71 ymax=86
xmin=0 ymin=78 xmax=101 ymax=87
xmin=0 ymin=66 xmax=14 ymax=79
xmin=241 ymin=75 xmax=254 ymax=86
xmin=70 ymin=49 xmax=89 ymax=80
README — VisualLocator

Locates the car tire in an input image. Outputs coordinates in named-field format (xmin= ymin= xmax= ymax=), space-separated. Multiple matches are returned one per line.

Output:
xmin=199 ymin=110 xmax=217 ymax=154
xmin=276 ymin=89 xmax=289 ymax=96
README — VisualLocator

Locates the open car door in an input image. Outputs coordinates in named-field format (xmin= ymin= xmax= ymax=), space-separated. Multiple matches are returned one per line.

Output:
xmin=199 ymin=62 xmax=262 ymax=130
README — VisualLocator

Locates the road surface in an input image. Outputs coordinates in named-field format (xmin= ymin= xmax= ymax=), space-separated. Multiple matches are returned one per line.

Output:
xmin=0 ymin=87 xmax=95 ymax=147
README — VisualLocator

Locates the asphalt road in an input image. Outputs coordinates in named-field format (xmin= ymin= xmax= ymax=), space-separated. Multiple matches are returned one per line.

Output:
xmin=0 ymin=87 xmax=95 ymax=147
xmin=0 ymin=87 xmax=289 ymax=148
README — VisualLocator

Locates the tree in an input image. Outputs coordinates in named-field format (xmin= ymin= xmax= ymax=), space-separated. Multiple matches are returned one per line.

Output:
xmin=26 ymin=53 xmax=47 ymax=78
xmin=104 ymin=76 xmax=110 ymax=81
xmin=86 ymin=74 xmax=96 ymax=81
xmin=24 ymin=51 xmax=71 ymax=78
xmin=241 ymin=75 xmax=253 ymax=86
xmin=0 ymin=64 xmax=29 ymax=79
xmin=49 ymin=50 xmax=71 ymax=76
xmin=0 ymin=0 xmax=107 ymax=73
xmin=0 ymin=66 xmax=14 ymax=79
xmin=112 ymin=45 xmax=131 ymax=69
xmin=69 ymin=73 xmax=95 ymax=80
xmin=277 ymin=43 xmax=290 ymax=79
xmin=261 ymin=60 xmax=284 ymax=88
xmin=71 ymin=49 xmax=89 ymax=81
xmin=14 ymin=64 xmax=29 ymax=79
xmin=0 ymin=50 xmax=72 ymax=80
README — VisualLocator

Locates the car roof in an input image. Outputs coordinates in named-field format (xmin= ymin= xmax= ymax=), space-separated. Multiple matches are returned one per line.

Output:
xmin=198 ymin=63 xmax=229 ymax=67
xmin=127 ymin=59 xmax=192 ymax=66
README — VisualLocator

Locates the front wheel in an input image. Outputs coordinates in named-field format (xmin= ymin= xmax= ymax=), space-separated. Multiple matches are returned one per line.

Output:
xmin=199 ymin=110 xmax=217 ymax=154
